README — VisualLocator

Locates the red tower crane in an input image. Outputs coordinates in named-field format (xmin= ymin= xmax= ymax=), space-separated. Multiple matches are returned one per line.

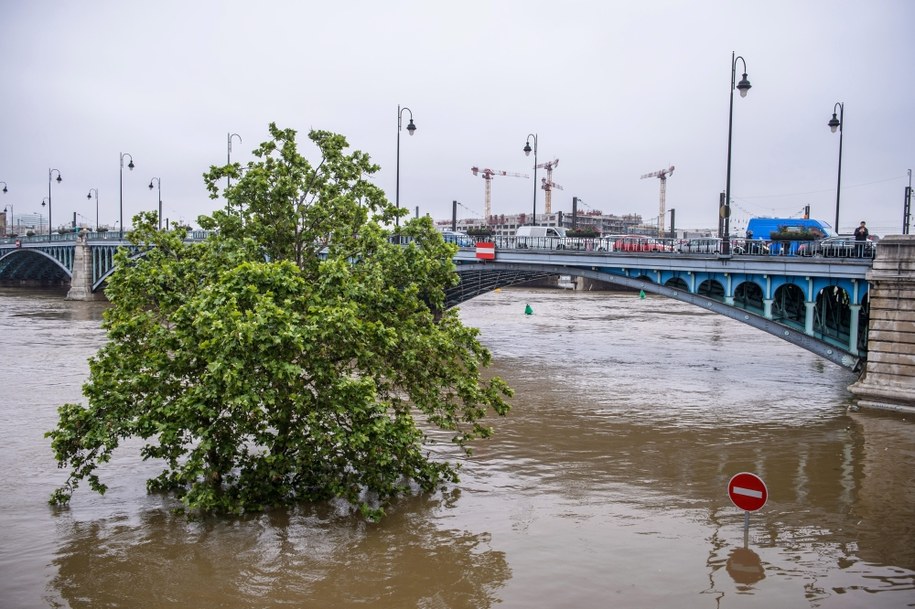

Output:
xmin=640 ymin=165 xmax=675 ymax=237
xmin=536 ymin=158 xmax=562 ymax=213
xmin=471 ymin=166 xmax=529 ymax=219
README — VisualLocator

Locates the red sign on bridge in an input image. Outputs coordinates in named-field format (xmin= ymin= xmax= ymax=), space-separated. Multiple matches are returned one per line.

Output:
xmin=727 ymin=472 xmax=768 ymax=512
xmin=475 ymin=241 xmax=495 ymax=260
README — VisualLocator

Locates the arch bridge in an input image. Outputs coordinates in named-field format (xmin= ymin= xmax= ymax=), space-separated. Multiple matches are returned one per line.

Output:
xmin=0 ymin=233 xmax=871 ymax=372
xmin=0 ymin=232 xmax=209 ymax=292
xmin=446 ymin=247 xmax=870 ymax=372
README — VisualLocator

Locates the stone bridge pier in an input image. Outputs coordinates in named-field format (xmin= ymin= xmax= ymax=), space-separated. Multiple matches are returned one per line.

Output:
xmin=849 ymin=235 xmax=915 ymax=414
xmin=65 ymin=230 xmax=103 ymax=301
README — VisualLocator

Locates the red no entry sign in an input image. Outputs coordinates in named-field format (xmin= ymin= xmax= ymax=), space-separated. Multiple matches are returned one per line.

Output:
xmin=728 ymin=472 xmax=768 ymax=512
xmin=475 ymin=242 xmax=495 ymax=260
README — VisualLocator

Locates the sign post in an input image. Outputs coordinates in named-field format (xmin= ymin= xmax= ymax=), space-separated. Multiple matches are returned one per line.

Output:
xmin=728 ymin=472 xmax=768 ymax=538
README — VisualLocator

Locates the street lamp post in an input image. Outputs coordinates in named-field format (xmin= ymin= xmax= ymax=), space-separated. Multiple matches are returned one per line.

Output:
xmin=148 ymin=177 xmax=162 ymax=230
xmin=119 ymin=152 xmax=135 ymax=239
xmin=48 ymin=168 xmax=62 ymax=242
xmin=523 ymin=134 xmax=538 ymax=225
xmin=86 ymin=188 xmax=99 ymax=231
xmin=1 ymin=181 xmax=7 ymax=237
xmin=3 ymin=204 xmax=12 ymax=237
xmin=227 ymin=132 xmax=242 ymax=190
xmin=395 ymin=105 xmax=416 ymax=227
xmin=827 ymin=102 xmax=845 ymax=233
xmin=723 ymin=51 xmax=752 ymax=256
xmin=41 ymin=197 xmax=49 ymax=238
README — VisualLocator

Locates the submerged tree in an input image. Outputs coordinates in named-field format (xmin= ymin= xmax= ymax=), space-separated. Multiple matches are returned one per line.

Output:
xmin=47 ymin=123 xmax=512 ymax=519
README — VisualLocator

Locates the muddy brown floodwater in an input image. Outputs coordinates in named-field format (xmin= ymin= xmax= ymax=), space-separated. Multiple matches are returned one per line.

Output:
xmin=1 ymin=286 xmax=913 ymax=608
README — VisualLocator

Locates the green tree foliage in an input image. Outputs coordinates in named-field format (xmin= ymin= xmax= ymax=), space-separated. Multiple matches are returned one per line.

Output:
xmin=47 ymin=124 xmax=512 ymax=519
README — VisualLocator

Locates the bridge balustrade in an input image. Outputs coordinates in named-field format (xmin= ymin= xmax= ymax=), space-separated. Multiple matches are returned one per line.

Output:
xmin=454 ymin=234 xmax=875 ymax=260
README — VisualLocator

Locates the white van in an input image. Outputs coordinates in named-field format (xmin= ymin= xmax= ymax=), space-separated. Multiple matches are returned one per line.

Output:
xmin=515 ymin=226 xmax=567 ymax=238
xmin=514 ymin=225 xmax=568 ymax=249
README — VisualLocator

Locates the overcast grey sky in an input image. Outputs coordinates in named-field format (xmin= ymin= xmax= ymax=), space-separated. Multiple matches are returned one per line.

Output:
xmin=2 ymin=0 xmax=913 ymax=236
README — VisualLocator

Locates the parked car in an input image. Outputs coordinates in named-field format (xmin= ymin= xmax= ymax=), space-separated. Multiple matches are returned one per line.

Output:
xmin=814 ymin=236 xmax=876 ymax=258
xmin=560 ymin=237 xmax=611 ymax=251
xmin=677 ymin=237 xmax=721 ymax=254
xmin=732 ymin=239 xmax=770 ymax=255
xmin=440 ymin=230 xmax=475 ymax=247
xmin=613 ymin=235 xmax=672 ymax=252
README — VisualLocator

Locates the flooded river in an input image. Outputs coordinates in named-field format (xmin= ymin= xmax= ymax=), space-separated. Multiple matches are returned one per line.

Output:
xmin=0 ymin=286 xmax=913 ymax=608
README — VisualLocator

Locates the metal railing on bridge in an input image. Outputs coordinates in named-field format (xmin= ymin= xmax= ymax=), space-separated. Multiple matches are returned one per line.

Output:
xmin=0 ymin=230 xmax=212 ymax=246
xmin=442 ymin=233 xmax=877 ymax=260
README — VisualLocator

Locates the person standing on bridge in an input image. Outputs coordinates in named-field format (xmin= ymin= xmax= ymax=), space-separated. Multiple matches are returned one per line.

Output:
xmin=854 ymin=221 xmax=869 ymax=257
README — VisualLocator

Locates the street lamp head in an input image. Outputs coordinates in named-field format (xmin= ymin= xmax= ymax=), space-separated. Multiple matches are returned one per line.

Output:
xmin=523 ymin=141 xmax=532 ymax=156
xmin=86 ymin=192 xmax=91 ymax=200
xmin=737 ymin=73 xmax=751 ymax=97
xmin=2 ymin=185 xmax=7 ymax=193
xmin=56 ymin=174 xmax=62 ymax=184
xmin=128 ymin=159 xmax=135 ymax=170
xmin=828 ymin=113 xmax=841 ymax=133
xmin=406 ymin=118 xmax=416 ymax=136
xmin=148 ymin=181 xmax=154 ymax=190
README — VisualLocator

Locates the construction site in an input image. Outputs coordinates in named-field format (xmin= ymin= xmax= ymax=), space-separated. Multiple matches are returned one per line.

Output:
xmin=436 ymin=158 xmax=687 ymax=238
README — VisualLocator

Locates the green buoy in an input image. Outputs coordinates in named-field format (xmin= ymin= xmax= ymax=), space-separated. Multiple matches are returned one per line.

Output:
xmin=524 ymin=304 xmax=533 ymax=315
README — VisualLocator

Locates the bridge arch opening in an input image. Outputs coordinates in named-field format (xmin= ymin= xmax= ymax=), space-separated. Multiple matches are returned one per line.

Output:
xmin=697 ymin=279 xmax=724 ymax=300
xmin=772 ymin=283 xmax=806 ymax=329
xmin=665 ymin=277 xmax=688 ymax=291
xmin=734 ymin=280 xmax=764 ymax=315
xmin=0 ymin=249 xmax=71 ymax=285
xmin=815 ymin=285 xmax=851 ymax=344
xmin=812 ymin=285 xmax=870 ymax=355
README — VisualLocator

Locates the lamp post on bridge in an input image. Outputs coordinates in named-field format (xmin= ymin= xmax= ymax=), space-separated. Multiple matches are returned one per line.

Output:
xmin=48 ymin=168 xmax=62 ymax=242
xmin=86 ymin=188 xmax=99 ymax=232
xmin=827 ymin=102 xmax=845 ymax=233
xmin=3 ymin=204 xmax=12 ymax=237
xmin=41 ymin=197 xmax=49 ymax=239
xmin=395 ymin=105 xmax=416 ymax=228
xmin=148 ymin=177 xmax=162 ymax=230
xmin=227 ymin=132 xmax=242 ymax=191
xmin=119 ymin=152 xmax=135 ymax=239
xmin=1 ymin=181 xmax=8 ymax=237
xmin=723 ymin=51 xmax=752 ymax=256
xmin=523 ymin=133 xmax=538 ymax=226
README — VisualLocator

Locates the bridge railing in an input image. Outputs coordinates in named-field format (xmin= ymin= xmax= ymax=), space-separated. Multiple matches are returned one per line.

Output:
xmin=0 ymin=230 xmax=214 ymax=246
xmin=450 ymin=234 xmax=876 ymax=260
xmin=3 ymin=229 xmax=875 ymax=260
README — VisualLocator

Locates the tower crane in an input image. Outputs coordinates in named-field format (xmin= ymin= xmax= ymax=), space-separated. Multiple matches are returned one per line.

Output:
xmin=541 ymin=177 xmax=564 ymax=214
xmin=471 ymin=166 xmax=529 ymax=219
xmin=640 ymin=165 xmax=675 ymax=237
xmin=536 ymin=158 xmax=562 ymax=214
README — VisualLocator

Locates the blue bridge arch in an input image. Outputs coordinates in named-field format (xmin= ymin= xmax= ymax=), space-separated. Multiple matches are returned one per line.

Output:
xmin=448 ymin=250 xmax=870 ymax=372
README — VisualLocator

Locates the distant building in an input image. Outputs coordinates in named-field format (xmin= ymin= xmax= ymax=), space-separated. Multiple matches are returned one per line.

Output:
xmin=12 ymin=213 xmax=47 ymax=235
xmin=436 ymin=210 xmax=647 ymax=236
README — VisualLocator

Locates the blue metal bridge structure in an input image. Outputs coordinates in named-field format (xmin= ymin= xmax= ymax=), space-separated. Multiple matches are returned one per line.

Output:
xmin=0 ymin=232 xmax=872 ymax=372
xmin=0 ymin=232 xmax=209 ymax=292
